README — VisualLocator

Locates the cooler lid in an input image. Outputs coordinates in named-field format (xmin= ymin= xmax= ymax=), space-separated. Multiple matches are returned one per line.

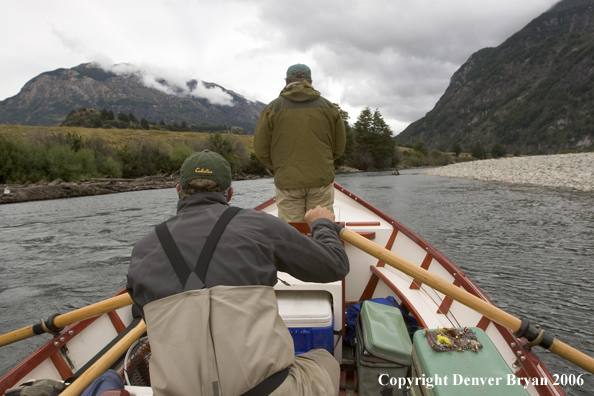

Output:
xmin=276 ymin=290 xmax=333 ymax=328
xmin=360 ymin=301 xmax=412 ymax=365
xmin=412 ymin=328 xmax=531 ymax=395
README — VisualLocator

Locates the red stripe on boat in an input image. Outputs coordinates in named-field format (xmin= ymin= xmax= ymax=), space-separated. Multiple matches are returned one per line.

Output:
xmin=409 ymin=254 xmax=433 ymax=290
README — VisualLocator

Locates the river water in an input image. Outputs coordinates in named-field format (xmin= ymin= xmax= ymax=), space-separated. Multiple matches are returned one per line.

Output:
xmin=1 ymin=170 xmax=592 ymax=395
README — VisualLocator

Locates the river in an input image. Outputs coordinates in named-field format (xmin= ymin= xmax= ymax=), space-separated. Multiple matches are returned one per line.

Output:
xmin=0 ymin=169 xmax=592 ymax=395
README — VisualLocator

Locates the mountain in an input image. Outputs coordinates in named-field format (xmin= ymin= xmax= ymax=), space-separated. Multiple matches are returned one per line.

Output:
xmin=0 ymin=63 xmax=266 ymax=132
xmin=397 ymin=0 xmax=594 ymax=154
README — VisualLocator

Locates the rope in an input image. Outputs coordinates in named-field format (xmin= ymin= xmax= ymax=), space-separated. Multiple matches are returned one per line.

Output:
xmin=525 ymin=329 xmax=546 ymax=349
xmin=39 ymin=319 xmax=60 ymax=335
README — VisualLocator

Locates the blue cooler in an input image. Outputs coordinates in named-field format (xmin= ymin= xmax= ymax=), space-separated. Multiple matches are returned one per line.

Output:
xmin=276 ymin=290 xmax=334 ymax=355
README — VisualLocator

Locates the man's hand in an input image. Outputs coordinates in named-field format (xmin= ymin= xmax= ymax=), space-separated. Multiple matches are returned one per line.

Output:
xmin=304 ymin=206 xmax=335 ymax=227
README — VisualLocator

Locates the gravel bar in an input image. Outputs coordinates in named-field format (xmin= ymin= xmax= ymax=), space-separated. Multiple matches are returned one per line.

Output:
xmin=421 ymin=152 xmax=594 ymax=192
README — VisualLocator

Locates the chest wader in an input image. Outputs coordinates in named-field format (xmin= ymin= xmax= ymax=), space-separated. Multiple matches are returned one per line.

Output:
xmin=154 ymin=207 xmax=290 ymax=396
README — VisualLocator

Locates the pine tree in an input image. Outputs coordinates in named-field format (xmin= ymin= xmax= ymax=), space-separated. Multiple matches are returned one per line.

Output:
xmin=352 ymin=107 xmax=396 ymax=169
xmin=472 ymin=142 xmax=487 ymax=159
xmin=140 ymin=118 xmax=150 ymax=130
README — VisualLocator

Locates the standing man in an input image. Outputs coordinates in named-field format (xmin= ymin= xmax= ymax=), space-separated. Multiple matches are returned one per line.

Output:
xmin=255 ymin=63 xmax=346 ymax=222
xmin=127 ymin=150 xmax=349 ymax=396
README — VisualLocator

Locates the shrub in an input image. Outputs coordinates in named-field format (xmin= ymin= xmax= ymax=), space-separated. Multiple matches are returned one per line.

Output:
xmin=491 ymin=142 xmax=507 ymax=158
xmin=170 ymin=142 xmax=195 ymax=169
xmin=47 ymin=145 xmax=98 ymax=181
xmin=471 ymin=142 xmax=487 ymax=159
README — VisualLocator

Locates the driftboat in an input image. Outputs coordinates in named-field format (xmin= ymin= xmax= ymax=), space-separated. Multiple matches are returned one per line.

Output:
xmin=0 ymin=183 xmax=567 ymax=396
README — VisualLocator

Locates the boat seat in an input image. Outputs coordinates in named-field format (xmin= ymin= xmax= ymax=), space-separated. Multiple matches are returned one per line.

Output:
xmin=98 ymin=390 xmax=130 ymax=396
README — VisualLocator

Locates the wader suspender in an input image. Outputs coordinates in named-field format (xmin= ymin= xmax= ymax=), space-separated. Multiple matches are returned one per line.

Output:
xmin=154 ymin=207 xmax=289 ymax=396
xmin=155 ymin=206 xmax=242 ymax=291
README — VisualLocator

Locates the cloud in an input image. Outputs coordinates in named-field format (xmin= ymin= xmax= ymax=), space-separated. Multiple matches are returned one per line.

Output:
xmin=53 ymin=28 xmax=235 ymax=107
xmin=95 ymin=61 xmax=235 ymax=106
xmin=249 ymin=0 xmax=559 ymax=133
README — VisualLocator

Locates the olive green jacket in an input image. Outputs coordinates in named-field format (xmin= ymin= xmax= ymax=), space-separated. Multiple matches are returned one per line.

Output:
xmin=254 ymin=81 xmax=346 ymax=190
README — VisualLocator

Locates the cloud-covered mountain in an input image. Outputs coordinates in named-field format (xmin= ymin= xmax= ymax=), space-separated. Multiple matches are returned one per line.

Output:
xmin=0 ymin=62 xmax=266 ymax=132
xmin=397 ymin=0 xmax=594 ymax=154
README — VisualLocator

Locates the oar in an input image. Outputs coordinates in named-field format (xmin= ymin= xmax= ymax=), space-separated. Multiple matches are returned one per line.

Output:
xmin=334 ymin=224 xmax=594 ymax=375
xmin=0 ymin=293 xmax=133 ymax=348
xmin=60 ymin=319 xmax=146 ymax=396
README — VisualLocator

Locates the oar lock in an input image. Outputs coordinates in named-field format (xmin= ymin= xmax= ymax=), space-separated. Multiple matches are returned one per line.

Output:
xmin=32 ymin=314 xmax=65 ymax=336
xmin=513 ymin=318 xmax=553 ymax=350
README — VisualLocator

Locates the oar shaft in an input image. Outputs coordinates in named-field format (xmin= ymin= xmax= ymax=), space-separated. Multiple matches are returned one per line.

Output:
xmin=0 ymin=326 xmax=37 ymax=348
xmin=0 ymin=293 xmax=134 ymax=348
xmin=549 ymin=339 xmax=594 ymax=374
xmin=60 ymin=320 xmax=146 ymax=396
xmin=54 ymin=294 xmax=133 ymax=329
xmin=340 ymin=227 xmax=522 ymax=331
xmin=338 ymin=227 xmax=594 ymax=374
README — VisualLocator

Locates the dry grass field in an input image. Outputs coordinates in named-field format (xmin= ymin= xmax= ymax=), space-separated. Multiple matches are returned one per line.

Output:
xmin=0 ymin=124 xmax=255 ymax=153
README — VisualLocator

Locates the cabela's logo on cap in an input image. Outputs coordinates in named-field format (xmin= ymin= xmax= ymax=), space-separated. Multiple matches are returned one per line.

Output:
xmin=195 ymin=167 xmax=213 ymax=174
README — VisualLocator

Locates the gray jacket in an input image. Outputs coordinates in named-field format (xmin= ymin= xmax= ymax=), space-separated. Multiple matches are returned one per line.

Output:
xmin=126 ymin=192 xmax=349 ymax=316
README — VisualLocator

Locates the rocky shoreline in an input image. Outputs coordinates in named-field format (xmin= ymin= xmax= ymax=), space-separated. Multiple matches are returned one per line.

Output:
xmin=421 ymin=152 xmax=594 ymax=192
xmin=0 ymin=174 xmax=266 ymax=205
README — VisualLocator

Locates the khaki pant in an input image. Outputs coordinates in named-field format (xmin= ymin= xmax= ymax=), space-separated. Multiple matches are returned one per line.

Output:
xmin=272 ymin=349 xmax=340 ymax=396
xmin=276 ymin=183 xmax=335 ymax=222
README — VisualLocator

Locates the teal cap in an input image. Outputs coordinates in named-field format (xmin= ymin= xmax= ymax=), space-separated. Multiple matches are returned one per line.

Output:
xmin=286 ymin=64 xmax=311 ymax=79
xmin=179 ymin=150 xmax=231 ymax=191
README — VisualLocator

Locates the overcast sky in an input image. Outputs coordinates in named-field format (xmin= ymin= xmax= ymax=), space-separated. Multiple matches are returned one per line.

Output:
xmin=0 ymin=0 xmax=560 ymax=134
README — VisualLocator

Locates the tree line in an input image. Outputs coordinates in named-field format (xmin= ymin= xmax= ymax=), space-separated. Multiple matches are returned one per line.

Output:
xmin=61 ymin=108 xmax=248 ymax=135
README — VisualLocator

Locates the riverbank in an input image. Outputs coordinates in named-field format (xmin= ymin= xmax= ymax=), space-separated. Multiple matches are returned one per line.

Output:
xmin=0 ymin=173 xmax=266 ymax=204
xmin=421 ymin=152 xmax=594 ymax=191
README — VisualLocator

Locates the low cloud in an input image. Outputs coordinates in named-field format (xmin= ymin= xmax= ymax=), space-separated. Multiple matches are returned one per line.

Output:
xmin=96 ymin=62 xmax=235 ymax=107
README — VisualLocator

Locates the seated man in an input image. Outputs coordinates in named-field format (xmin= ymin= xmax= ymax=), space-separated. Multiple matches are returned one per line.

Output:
xmin=126 ymin=150 xmax=349 ymax=396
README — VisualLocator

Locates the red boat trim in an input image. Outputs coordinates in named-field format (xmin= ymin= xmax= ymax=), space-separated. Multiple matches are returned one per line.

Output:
xmin=288 ymin=222 xmax=310 ymax=235
xmin=409 ymin=254 xmax=433 ymax=290
xmin=357 ymin=232 xmax=375 ymax=240
xmin=359 ymin=275 xmax=379 ymax=302
xmin=345 ymin=222 xmax=381 ymax=226
xmin=492 ymin=322 xmax=563 ymax=396
xmin=0 ymin=316 xmax=97 ymax=394
xmin=436 ymin=280 xmax=460 ymax=314
xmin=253 ymin=197 xmax=276 ymax=211
xmin=376 ymin=228 xmax=397 ymax=268
xmin=371 ymin=266 xmax=428 ymax=329
xmin=477 ymin=316 xmax=491 ymax=331
xmin=107 ymin=311 xmax=126 ymax=334
xmin=359 ymin=228 xmax=398 ymax=301
xmin=49 ymin=352 xmax=73 ymax=380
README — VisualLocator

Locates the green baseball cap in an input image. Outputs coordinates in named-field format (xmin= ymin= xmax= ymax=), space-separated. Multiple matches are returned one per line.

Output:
xmin=179 ymin=150 xmax=231 ymax=191
xmin=286 ymin=63 xmax=311 ymax=79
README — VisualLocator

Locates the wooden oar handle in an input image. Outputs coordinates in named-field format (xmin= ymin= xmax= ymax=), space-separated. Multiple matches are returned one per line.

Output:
xmin=335 ymin=224 xmax=594 ymax=375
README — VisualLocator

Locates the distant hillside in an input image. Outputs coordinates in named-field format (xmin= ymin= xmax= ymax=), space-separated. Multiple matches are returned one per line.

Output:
xmin=0 ymin=63 xmax=266 ymax=133
xmin=398 ymin=0 xmax=594 ymax=154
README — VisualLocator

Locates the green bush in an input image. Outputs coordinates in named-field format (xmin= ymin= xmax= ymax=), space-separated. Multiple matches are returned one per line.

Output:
xmin=243 ymin=152 xmax=269 ymax=176
xmin=47 ymin=145 xmax=98 ymax=181
xmin=170 ymin=142 xmax=195 ymax=169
